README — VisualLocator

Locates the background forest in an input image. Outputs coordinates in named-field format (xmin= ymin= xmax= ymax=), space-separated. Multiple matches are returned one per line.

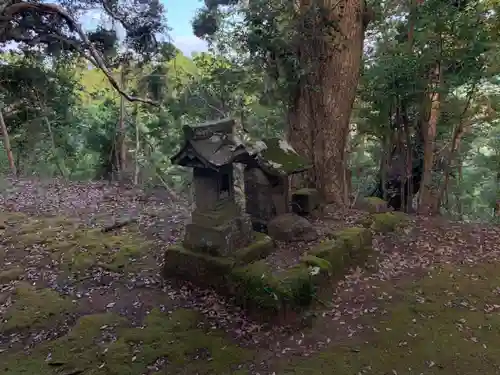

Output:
xmin=0 ymin=0 xmax=498 ymax=223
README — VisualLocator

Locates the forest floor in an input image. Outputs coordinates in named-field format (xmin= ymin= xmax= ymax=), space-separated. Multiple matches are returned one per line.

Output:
xmin=1 ymin=178 xmax=500 ymax=374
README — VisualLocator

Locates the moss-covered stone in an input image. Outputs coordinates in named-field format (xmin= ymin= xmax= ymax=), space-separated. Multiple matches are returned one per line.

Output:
xmin=258 ymin=137 xmax=312 ymax=176
xmin=300 ymin=255 xmax=332 ymax=274
xmin=0 ymin=267 xmax=23 ymax=283
xmin=163 ymin=244 xmax=235 ymax=287
xmin=277 ymin=265 xmax=317 ymax=307
xmin=230 ymin=261 xmax=282 ymax=311
xmin=308 ymin=240 xmax=350 ymax=275
xmin=355 ymin=197 xmax=391 ymax=213
xmin=333 ymin=227 xmax=372 ymax=260
xmin=291 ymin=188 xmax=321 ymax=215
xmin=0 ymin=284 xmax=75 ymax=333
xmin=371 ymin=212 xmax=408 ymax=233
xmin=232 ymin=232 xmax=274 ymax=264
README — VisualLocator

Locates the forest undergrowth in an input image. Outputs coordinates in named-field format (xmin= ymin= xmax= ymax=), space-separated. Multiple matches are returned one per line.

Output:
xmin=1 ymin=178 xmax=500 ymax=374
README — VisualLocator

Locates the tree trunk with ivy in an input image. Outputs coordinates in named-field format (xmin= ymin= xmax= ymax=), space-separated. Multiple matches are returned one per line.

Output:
xmin=288 ymin=0 xmax=369 ymax=206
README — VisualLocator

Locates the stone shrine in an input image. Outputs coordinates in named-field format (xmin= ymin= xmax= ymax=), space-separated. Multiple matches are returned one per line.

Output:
xmin=243 ymin=138 xmax=312 ymax=232
xmin=170 ymin=118 xmax=253 ymax=255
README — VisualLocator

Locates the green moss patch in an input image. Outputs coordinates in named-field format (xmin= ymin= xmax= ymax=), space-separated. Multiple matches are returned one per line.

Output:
xmin=0 ymin=212 xmax=151 ymax=274
xmin=278 ymin=263 xmax=500 ymax=374
xmin=355 ymin=197 xmax=390 ymax=213
xmin=230 ymin=261 xmax=323 ymax=312
xmin=1 ymin=308 xmax=250 ymax=375
xmin=258 ymin=137 xmax=312 ymax=175
xmin=0 ymin=284 xmax=75 ymax=333
xmin=371 ymin=212 xmax=408 ymax=233
xmin=308 ymin=227 xmax=372 ymax=272
xmin=232 ymin=232 xmax=274 ymax=264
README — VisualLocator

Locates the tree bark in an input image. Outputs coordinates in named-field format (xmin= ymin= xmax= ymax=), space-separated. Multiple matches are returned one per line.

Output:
xmin=0 ymin=107 xmax=16 ymax=176
xmin=133 ymin=103 xmax=140 ymax=186
xmin=288 ymin=0 xmax=368 ymax=206
xmin=418 ymin=62 xmax=442 ymax=214
xmin=117 ymin=67 xmax=127 ymax=180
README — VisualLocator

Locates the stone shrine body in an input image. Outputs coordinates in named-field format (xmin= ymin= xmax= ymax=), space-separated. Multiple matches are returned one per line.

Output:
xmin=170 ymin=118 xmax=312 ymax=252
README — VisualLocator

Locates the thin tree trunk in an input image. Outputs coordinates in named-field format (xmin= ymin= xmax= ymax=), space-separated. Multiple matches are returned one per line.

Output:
xmin=418 ymin=62 xmax=442 ymax=214
xmin=117 ymin=67 xmax=127 ymax=179
xmin=288 ymin=0 xmax=368 ymax=206
xmin=133 ymin=103 xmax=140 ymax=186
xmin=436 ymin=86 xmax=475 ymax=210
xmin=44 ymin=117 xmax=67 ymax=178
xmin=0 ymin=107 xmax=16 ymax=176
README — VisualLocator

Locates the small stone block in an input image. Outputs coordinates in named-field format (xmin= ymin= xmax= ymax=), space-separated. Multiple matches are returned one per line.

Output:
xmin=183 ymin=222 xmax=233 ymax=255
xmin=232 ymin=232 xmax=274 ymax=264
xmin=163 ymin=245 xmax=234 ymax=287
xmin=291 ymin=188 xmax=320 ymax=215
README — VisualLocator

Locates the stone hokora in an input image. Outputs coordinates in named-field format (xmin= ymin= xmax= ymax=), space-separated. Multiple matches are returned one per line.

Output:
xmin=170 ymin=118 xmax=253 ymax=255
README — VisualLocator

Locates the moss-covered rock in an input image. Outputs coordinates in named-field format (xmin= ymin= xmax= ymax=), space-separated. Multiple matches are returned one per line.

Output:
xmin=230 ymin=261 xmax=282 ymax=311
xmin=300 ymin=255 xmax=332 ymax=274
xmin=232 ymin=232 xmax=274 ymax=264
xmin=306 ymin=227 xmax=373 ymax=282
xmin=333 ymin=227 xmax=372 ymax=261
xmin=371 ymin=212 xmax=408 ymax=233
xmin=355 ymin=197 xmax=391 ymax=213
xmin=308 ymin=240 xmax=351 ymax=275
xmin=163 ymin=244 xmax=235 ymax=287
xmin=258 ymin=137 xmax=312 ymax=176
xmin=0 ymin=284 xmax=75 ymax=333
xmin=277 ymin=265 xmax=317 ymax=307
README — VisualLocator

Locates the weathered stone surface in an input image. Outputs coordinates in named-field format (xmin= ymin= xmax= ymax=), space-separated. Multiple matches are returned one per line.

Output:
xmin=233 ymin=232 xmax=274 ymax=264
xmin=291 ymin=188 xmax=320 ymax=215
xmin=267 ymin=213 xmax=318 ymax=242
xmin=183 ymin=214 xmax=253 ymax=256
xmin=354 ymin=197 xmax=392 ymax=213
xmin=163 ymin=245 xmax=235 ymax=287
xmin=244 ymin=167 xmax=292 ymax=232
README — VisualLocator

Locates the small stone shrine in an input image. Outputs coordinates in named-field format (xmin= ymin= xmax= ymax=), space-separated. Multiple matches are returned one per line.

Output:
xmin=170 ymin=118 xmax=254 ymax=255
xmin=244 ymin=138 xmax=312 ymax=232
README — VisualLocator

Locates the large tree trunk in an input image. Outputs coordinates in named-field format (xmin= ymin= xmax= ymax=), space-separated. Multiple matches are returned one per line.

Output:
xmin=0 ymin=107 xmax=16 ymax=176
xmin=288 ymin=0 xmax=368 ymax=206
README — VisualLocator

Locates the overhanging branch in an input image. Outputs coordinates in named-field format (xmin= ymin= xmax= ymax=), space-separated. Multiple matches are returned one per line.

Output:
xmin=1 ymin=1 xmax=158 ymax=106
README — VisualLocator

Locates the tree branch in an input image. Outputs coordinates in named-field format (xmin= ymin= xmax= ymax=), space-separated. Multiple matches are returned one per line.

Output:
xmin=1 ymin=1 xmax=158 ymax=106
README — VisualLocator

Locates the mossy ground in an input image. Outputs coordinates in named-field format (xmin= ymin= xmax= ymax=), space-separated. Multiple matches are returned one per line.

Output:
xmin=0 ymin=212 xmax=151 ymax=275
xmin=2 ymin=210 xmax=500 ymax=374
xmin=1 ymin=308 xmax=250 ymax=375
xmin=0 ymin=283 xmax=75 ymax=333
xmin=278 ymin=263 xmax=500 ymax=374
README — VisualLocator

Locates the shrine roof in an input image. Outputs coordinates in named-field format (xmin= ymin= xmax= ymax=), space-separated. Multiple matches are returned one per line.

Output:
xmin=255 ymin=138 xmax=312 ymax=176
xmin=170 ymin=118 xmax=250 ymax=169
xmin=170 ymin=118 xmax=312 ymax=176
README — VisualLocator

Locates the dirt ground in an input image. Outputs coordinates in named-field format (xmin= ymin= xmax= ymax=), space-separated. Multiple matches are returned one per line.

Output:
xmin=1 ymin=178 xmax=500 ymax=374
